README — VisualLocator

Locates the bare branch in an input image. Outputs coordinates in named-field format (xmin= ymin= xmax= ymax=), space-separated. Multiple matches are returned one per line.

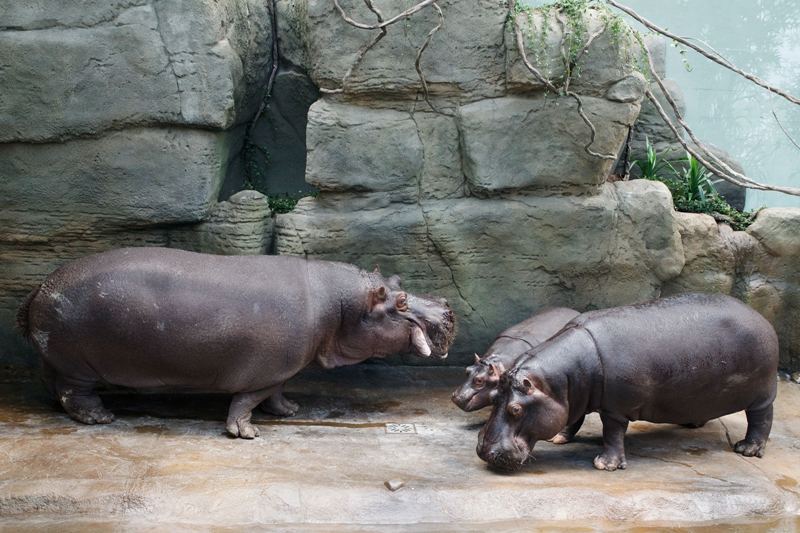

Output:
xmin=249 ymin=0 xmax=280 ymax=134
xmin=639 ymin=40 xmax=800 ymax=196
xmin=333 ymin=0 xmax=435 ymax=30
xmin=645 ymin=88 xmax=800 ymax=196
xmin=512 ymin=16 xmax=559 ymax=93
xmin=414 ymin=2 xmax=444 ymax=110
xmin=607 ymin=0 xmax=800 ymax=106
xmin=574 ymin=25 xmax=607 ymax=66
xmin=567 ymin=91 xmax=618 ymax=160
xmin=772 ymin=110 xmax=800 ymax=151
xmin=512 ymin=8 xmax=615 ymax=160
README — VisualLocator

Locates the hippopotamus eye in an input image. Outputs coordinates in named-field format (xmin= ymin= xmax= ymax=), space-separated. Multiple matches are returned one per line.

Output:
xmin=507 ymin=403 xmax=523 ymax=418
xmin=473 ymin=376 xmax=485 ymax=387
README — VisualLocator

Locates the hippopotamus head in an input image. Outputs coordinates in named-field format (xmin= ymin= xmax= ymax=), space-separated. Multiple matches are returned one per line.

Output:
xmin=476 ymin=366 xmax=568 ymax=471
xmin=332 ymin=274 xmax=455 ymax=365
xmin=451 ymin=353 xmax=506 ymax=411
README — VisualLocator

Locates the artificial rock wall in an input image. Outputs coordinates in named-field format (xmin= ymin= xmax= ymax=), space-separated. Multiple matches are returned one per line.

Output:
xmin=0 ymin=0 xmax=274 ymax=363
xmin=274 ymin=1 xmax=800 ymax=369
xmin=2 ymin=0 xmax=799 ymax=370
xmin=275 ymin=1 xmax=682 ymax=364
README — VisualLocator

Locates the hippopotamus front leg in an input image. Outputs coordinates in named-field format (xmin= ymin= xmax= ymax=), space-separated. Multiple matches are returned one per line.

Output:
xmin=259 ymin=384 xmax=299 ymax=417
xmin=593 ymin=411 xmax=628 ymax=471
xmin=733 ymin=403 xmax=773 ymax=458
xmin=549 ymin=415 xmax=585 ymax=445
xmin=226 ymin=385 xmax=281 ymax=439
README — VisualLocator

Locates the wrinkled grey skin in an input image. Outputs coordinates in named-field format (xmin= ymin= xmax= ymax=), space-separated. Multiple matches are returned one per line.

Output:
xmin=477 ymin=293 xmax=779 ymax=472
xmin=451 ymin=307 xmax=578 ymax=413
xmin=17 ymin=248 xmax=455 ymax=439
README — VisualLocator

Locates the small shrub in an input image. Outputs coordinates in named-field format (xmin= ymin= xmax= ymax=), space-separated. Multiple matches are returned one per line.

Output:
xmin=635 ymin=136 xmax=670 ymax=180
xmin=633 ymin=139 xmax=757 ymax=231
xmin=268 ymin=192 xmax=318 ymax=215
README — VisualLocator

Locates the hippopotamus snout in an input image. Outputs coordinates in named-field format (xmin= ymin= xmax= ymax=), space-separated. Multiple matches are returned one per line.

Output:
xmin=407 ymin=295 xmax=455 ymax=358
xmin=451 ymin=388 xmax=475 ymax=411
xmin=451 ymin=385 xmax=485 ymax=412
xmin=477 ymin=434 xmax=530 ymax=471
xmin=477 ymin=418 xmax=531 ymax=471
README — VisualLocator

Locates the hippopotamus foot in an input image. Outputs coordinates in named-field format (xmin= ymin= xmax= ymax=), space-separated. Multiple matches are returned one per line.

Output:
xmin=259 ymin=387 xmax=299 ymax=417
xmin=733 ymin=403 xmax=773 ymax=458
xmin=56 ymin=380 xmax=114 ymax=425
xmin=594 ymin=411 xmax=628 ymax=471
xmin=734 ymin=439 xmax=766 ymax=457
xmin=549 ymin=415 xmax=586 ymax=445
xmin=226 ymin=385 xmax=280 ymax=439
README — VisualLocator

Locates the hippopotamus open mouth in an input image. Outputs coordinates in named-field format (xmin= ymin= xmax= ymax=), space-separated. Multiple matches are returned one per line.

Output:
xmin=406 ymin=293 xmax=455 ymax=359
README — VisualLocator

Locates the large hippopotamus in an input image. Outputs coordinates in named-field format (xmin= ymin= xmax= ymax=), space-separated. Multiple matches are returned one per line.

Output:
xmin=17 ymin=248 xmax=455 ymax=438
xmin=451 ymin=307 xmax=578 ymax=413
xmin=477 ymin=293 xmax=778 ymax=471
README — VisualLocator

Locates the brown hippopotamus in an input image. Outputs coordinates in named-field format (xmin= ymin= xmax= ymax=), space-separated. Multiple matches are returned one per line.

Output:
xmin=477 ymin=293 xmax=778 ymax=471
xmin=17 ymin=248 xmax=455 ymax=438
xmin=451 ymin=307 xmax=578 ymax=413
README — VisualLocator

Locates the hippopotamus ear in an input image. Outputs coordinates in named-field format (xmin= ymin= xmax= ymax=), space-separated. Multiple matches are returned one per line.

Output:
xmin=368 ymin=286 xmax=388 ymax=310
xmin=474 ymin=353 xmax=481 ymax=365
xmin=387 ymin=274 xmax=402 ymax=289
xmin=488 ymin=362 xmax=503 ymax=376
xmin=521 ymin=375 xmax=550 ymax=396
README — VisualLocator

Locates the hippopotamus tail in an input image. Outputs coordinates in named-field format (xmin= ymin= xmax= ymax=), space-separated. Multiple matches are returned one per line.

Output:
xmin=15 ymin=285 xmax=41 ymax=340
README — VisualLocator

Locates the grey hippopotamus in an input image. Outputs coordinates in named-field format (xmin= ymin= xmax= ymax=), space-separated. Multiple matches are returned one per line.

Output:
xmin=17 ymin=248 xmax=455 ymax=438
xmin=451 ymin=307 xmax=578 ymax=414
xmin=477 ymin=293 xmax=778 ymax=472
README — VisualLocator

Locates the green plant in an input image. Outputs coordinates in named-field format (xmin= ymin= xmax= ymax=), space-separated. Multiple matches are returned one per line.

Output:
xmin=637 ymin=145 xmax=757 ymax=231
xmin=669 ymin=152 xmax=716 ymax=207
xmin=634 ymin=137 xmax=670 ymax=180
xmin=268 ymin=191 xmax=318 ymax=215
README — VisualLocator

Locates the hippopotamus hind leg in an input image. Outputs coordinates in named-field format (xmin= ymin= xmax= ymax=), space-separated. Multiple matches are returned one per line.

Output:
xmin=55 ymin=376 xmax=114 ymax=425
xmin=550 ymin=415 xmax=586 ymax=445
xmin=226 ymin=384 xmax=281 ymax=439
xmin=593 ymin=411 xmax=628 ymax=471
xmin=258 ymin=384 xmax=299 ymax=417
xmin=733 ymin=403 xmax=772 ymax=458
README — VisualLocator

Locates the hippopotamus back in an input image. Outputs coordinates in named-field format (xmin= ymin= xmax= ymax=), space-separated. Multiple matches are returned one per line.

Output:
xmin=573 ymin=292 xmax=778 ymax=424
xmin=486 ymin=307 xmax=581 ymax=362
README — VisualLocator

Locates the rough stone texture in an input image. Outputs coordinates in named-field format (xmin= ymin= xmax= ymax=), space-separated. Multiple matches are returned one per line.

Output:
xmin=276 ymin=0 xmax=309 ymax=69
xmin=661 ymin=212 xmax=741 ymax=296
xmin=306 ymin=100 xmax=423 ymax=196
xmin=506 ymin=6 xmax=645 ymax=99
xmin=0 ymin=0 xmax=274 ymax=365
xmin=1 ymin=366 xmax=799 ymax=528
xmin=0 ymin=0 xmax=271 ymax=142
xmin=0 ymin=128 xmax=238 ymax=225
xmin=664 ymin=208 xmax=800 ymax=370
xmin=168 ymin=190 xmax=274 ymax=255
xmin=276 ymin=181 xmax=684 ymax=364
xmin=742 ymin=209 xmax=800 ymax=370
xmin=305 ymin=0 xmax=507 ymax=99
xmin=459 ymin=95 xmax=640 ymax=194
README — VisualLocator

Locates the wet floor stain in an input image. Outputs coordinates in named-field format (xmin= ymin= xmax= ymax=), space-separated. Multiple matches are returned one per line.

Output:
xmin=776 ymin=475 xmax=798 ymax=491
xmin=682 ymin=445 xmax=708 ymax=456
xmin=39 ymin=426 xmax=77 ymax=436
xmin=256 ymin=419 xmax=387 ymax=429
xmin=134 ymin=425 xmax=167 ymax=434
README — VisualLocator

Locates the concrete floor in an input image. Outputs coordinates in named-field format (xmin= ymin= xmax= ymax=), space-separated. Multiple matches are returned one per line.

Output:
xmin=0 ymin=363 xmax=799 ymax=531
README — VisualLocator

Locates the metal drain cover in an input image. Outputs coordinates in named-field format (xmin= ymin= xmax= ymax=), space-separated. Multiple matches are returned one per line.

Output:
xmin=385 ymin=423 xmax=416 ymax=434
